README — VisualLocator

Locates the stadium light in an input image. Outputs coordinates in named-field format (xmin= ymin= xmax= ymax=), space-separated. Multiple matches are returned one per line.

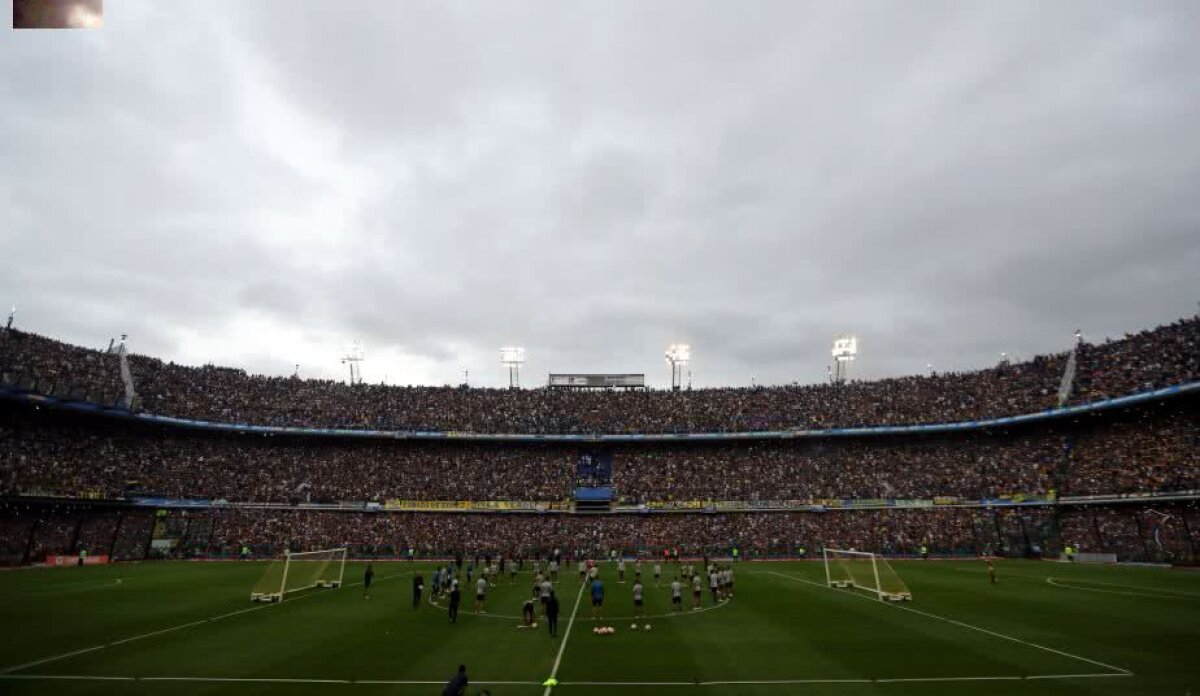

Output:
xmin=500 ymin=345 xmax=526 ymax=388
xmin=665 ymin=343 xmax=691 ymax=391
xmin=341 ymin=341 xmax=364 ymax=385
xmin=831 ymin=335 xmax=857 ymax=384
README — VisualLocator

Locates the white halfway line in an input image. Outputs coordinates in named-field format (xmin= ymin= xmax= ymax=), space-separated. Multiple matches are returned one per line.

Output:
xmin=764 ymin=571 xmax=1133 ymax=676
xmin=0 ymin=573 xmax=408 ymax=675
xmin=543 ymin=579 xmax=588 ymax=694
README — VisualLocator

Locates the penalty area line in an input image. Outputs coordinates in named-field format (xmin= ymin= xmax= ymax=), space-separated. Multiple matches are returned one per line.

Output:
xmin=764 ymin=571 xmax=1133 ymax=676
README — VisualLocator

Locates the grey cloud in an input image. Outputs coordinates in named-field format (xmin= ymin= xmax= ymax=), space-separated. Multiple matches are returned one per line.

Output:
xmin=3 ymin=0 xmax=1199 ymax=388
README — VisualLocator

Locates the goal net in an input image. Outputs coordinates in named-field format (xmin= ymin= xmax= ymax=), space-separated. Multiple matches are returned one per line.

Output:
xmin=251 ymin=548 xmax=347 ymax=602
xmin=823 ymin=548 xmax=911 ymax=602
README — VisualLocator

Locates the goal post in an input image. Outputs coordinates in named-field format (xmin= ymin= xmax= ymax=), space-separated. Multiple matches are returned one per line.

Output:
xmin=823 ymin=548 xmax=912 ymax=602
xmin=251 ymin=548 xmax=347 ymax=602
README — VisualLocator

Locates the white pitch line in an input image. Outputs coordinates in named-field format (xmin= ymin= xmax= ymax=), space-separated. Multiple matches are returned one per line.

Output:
xmin=1045 ymin=577 xmax=1200 ymax=600
xmin=107 ymin=619 xmax=211 ymax=647
xmin=763 ymin=571 xmax=1133 ymax=676
xmin=0 ymin=674 xmax=136 ymax=681
xmin=0 ymin=646 xmax=109 ymax=675
xmin=354 ymin=680 xmax=542 ymax=685
xmin=0 ymin=673 xmax=1134 ymax=686
xmin=874 ymin=676 xmax=1022 ymax=683
xmin=10 ymin=578 xmax=130 ymax=599
xmin=144 ymin=677 xmax=351 ymax=683
xmin=543 ymin=579 xmax=588 ymax=694
xmin=1024 ymin=673 xmax=1134 ymax=680
xmin=559 ymin=674 xmax=1133 ymax=686
xmin=0 ymin=572 xmax=408 ymax=675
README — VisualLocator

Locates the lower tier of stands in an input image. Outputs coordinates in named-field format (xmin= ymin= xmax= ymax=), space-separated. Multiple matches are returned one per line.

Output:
xmin=2 ymin=499 xmax=1195 ymax=566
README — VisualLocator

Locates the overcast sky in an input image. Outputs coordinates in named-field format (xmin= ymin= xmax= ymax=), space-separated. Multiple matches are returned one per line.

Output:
xmin=2 ymin=1 xmax=1198 ymax=389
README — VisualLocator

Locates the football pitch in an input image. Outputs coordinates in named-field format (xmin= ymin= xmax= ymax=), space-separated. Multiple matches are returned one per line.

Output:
xmin=1 ymin=559 xmax=1197 ymax=695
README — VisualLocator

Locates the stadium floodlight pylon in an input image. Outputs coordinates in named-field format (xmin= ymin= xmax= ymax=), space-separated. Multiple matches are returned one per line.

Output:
xmin=251 ymin=548 xmax=347 ymax=602
xmin=823 ymin=548 xmax=911 ymax=602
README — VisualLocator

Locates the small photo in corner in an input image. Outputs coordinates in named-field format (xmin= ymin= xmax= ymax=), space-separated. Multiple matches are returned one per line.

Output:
xmin=13 ymin=0 xmax=103 ymax=29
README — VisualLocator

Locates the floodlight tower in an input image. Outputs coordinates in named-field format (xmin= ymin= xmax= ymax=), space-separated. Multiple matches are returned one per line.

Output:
xmin=341 ymin=341 xmax=364 ymax=385
xmin=500 ymin=346 xmax=526 ymax=388
xmin=830 ymin=335 xmax=857 ymax=384
xmin=665 ymin=343 xmax=691 ymax=391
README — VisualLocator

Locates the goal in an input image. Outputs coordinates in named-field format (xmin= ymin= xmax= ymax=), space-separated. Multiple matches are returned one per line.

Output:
xmin=823 ymin=548 xmax=912 ymax=602
xmin=251 ymin=548 xmax=347 ymax=602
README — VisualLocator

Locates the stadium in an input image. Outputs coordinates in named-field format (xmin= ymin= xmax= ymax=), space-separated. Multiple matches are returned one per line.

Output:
xmin=5 ymin=2 xmax=1200 ymax=695
xmin=1 ymin=316 xmax=1197 ymax=694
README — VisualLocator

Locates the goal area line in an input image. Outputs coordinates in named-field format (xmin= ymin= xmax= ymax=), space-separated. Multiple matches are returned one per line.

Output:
xmin=761 ymin=570 xmax=1133 ymax=676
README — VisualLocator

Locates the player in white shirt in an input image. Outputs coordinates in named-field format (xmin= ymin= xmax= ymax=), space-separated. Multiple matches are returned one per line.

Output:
xmin=654 ymin=562 xmax=662 ymax=586
xmin=577 ymin=559 xmax=586 ymax=582
xmin=670 ymin=577 xmax=683 ymax=612
xmin=691 ymin=573 xmax=703 ymax=610
xmin=709 ymin=569 xmax=720 ymax=605
xmin=475 ymin=576 xmax=488 ymax=613
xmin=549 ymin=559 xmax=559 ymax=581
xmin=632 ymin=580 xmax=645 ymax=619
xmin=617 ymin=558 xmax=626 ymax=583
xmin=540 ymin=578 xmax=553 ymax=615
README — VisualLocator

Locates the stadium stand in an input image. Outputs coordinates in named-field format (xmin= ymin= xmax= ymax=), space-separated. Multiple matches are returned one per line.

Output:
xmin=0 ymin=315 xmax=1196 ymax=566
xmin=0 ymin=315 xmax=1195 ymax=433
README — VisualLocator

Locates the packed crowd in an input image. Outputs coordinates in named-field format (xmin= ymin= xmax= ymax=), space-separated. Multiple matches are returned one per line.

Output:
xmin=2 ymin=502 xmax=1194 ymax=565
xmin=1057 ymin=504 xmax=1196 ymax=562
xmin=613 ymin=433 xmax=1062 ymax=503
xmin=0 ymin=415 xmax=574 ymax=503
xmin=1 ymin=399 xmax=1194 ymax=504
xmin=1074 ymin=316 xmax=1200 ymax=403
xmin=1064 ymin=410 xmax=1199 ymax=495
xmin=0 ymin=330 xmax=124 ymax=407
xmin=2 ymin=315 xmax=1196 ymax=434
xmin=0 ymin=499 xmax=153 ymax=565
xmin=205 ymin=507 xmax=1039 ymax=558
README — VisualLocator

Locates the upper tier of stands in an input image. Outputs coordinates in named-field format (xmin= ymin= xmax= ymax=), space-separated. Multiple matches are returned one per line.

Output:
xmin=1 ymin=315 xmax=1196 ymax=434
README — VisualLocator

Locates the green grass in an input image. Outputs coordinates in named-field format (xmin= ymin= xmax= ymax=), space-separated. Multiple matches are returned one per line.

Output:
xmin=0 ymin=558 xmax=1197 ymax=695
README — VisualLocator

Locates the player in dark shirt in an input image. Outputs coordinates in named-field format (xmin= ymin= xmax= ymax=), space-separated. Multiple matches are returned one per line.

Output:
xmin=442 ymin=664 xmax=468 ymax=696
xmin=413 ymin=573 xmax=424 ymax=608
xmin=546 ymin=590 xmax=560 ymax=637
xmin=522 ymin=598 xmax=536 ymax=627
xmin=363 ymin=563 xmax=374 ymax=599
